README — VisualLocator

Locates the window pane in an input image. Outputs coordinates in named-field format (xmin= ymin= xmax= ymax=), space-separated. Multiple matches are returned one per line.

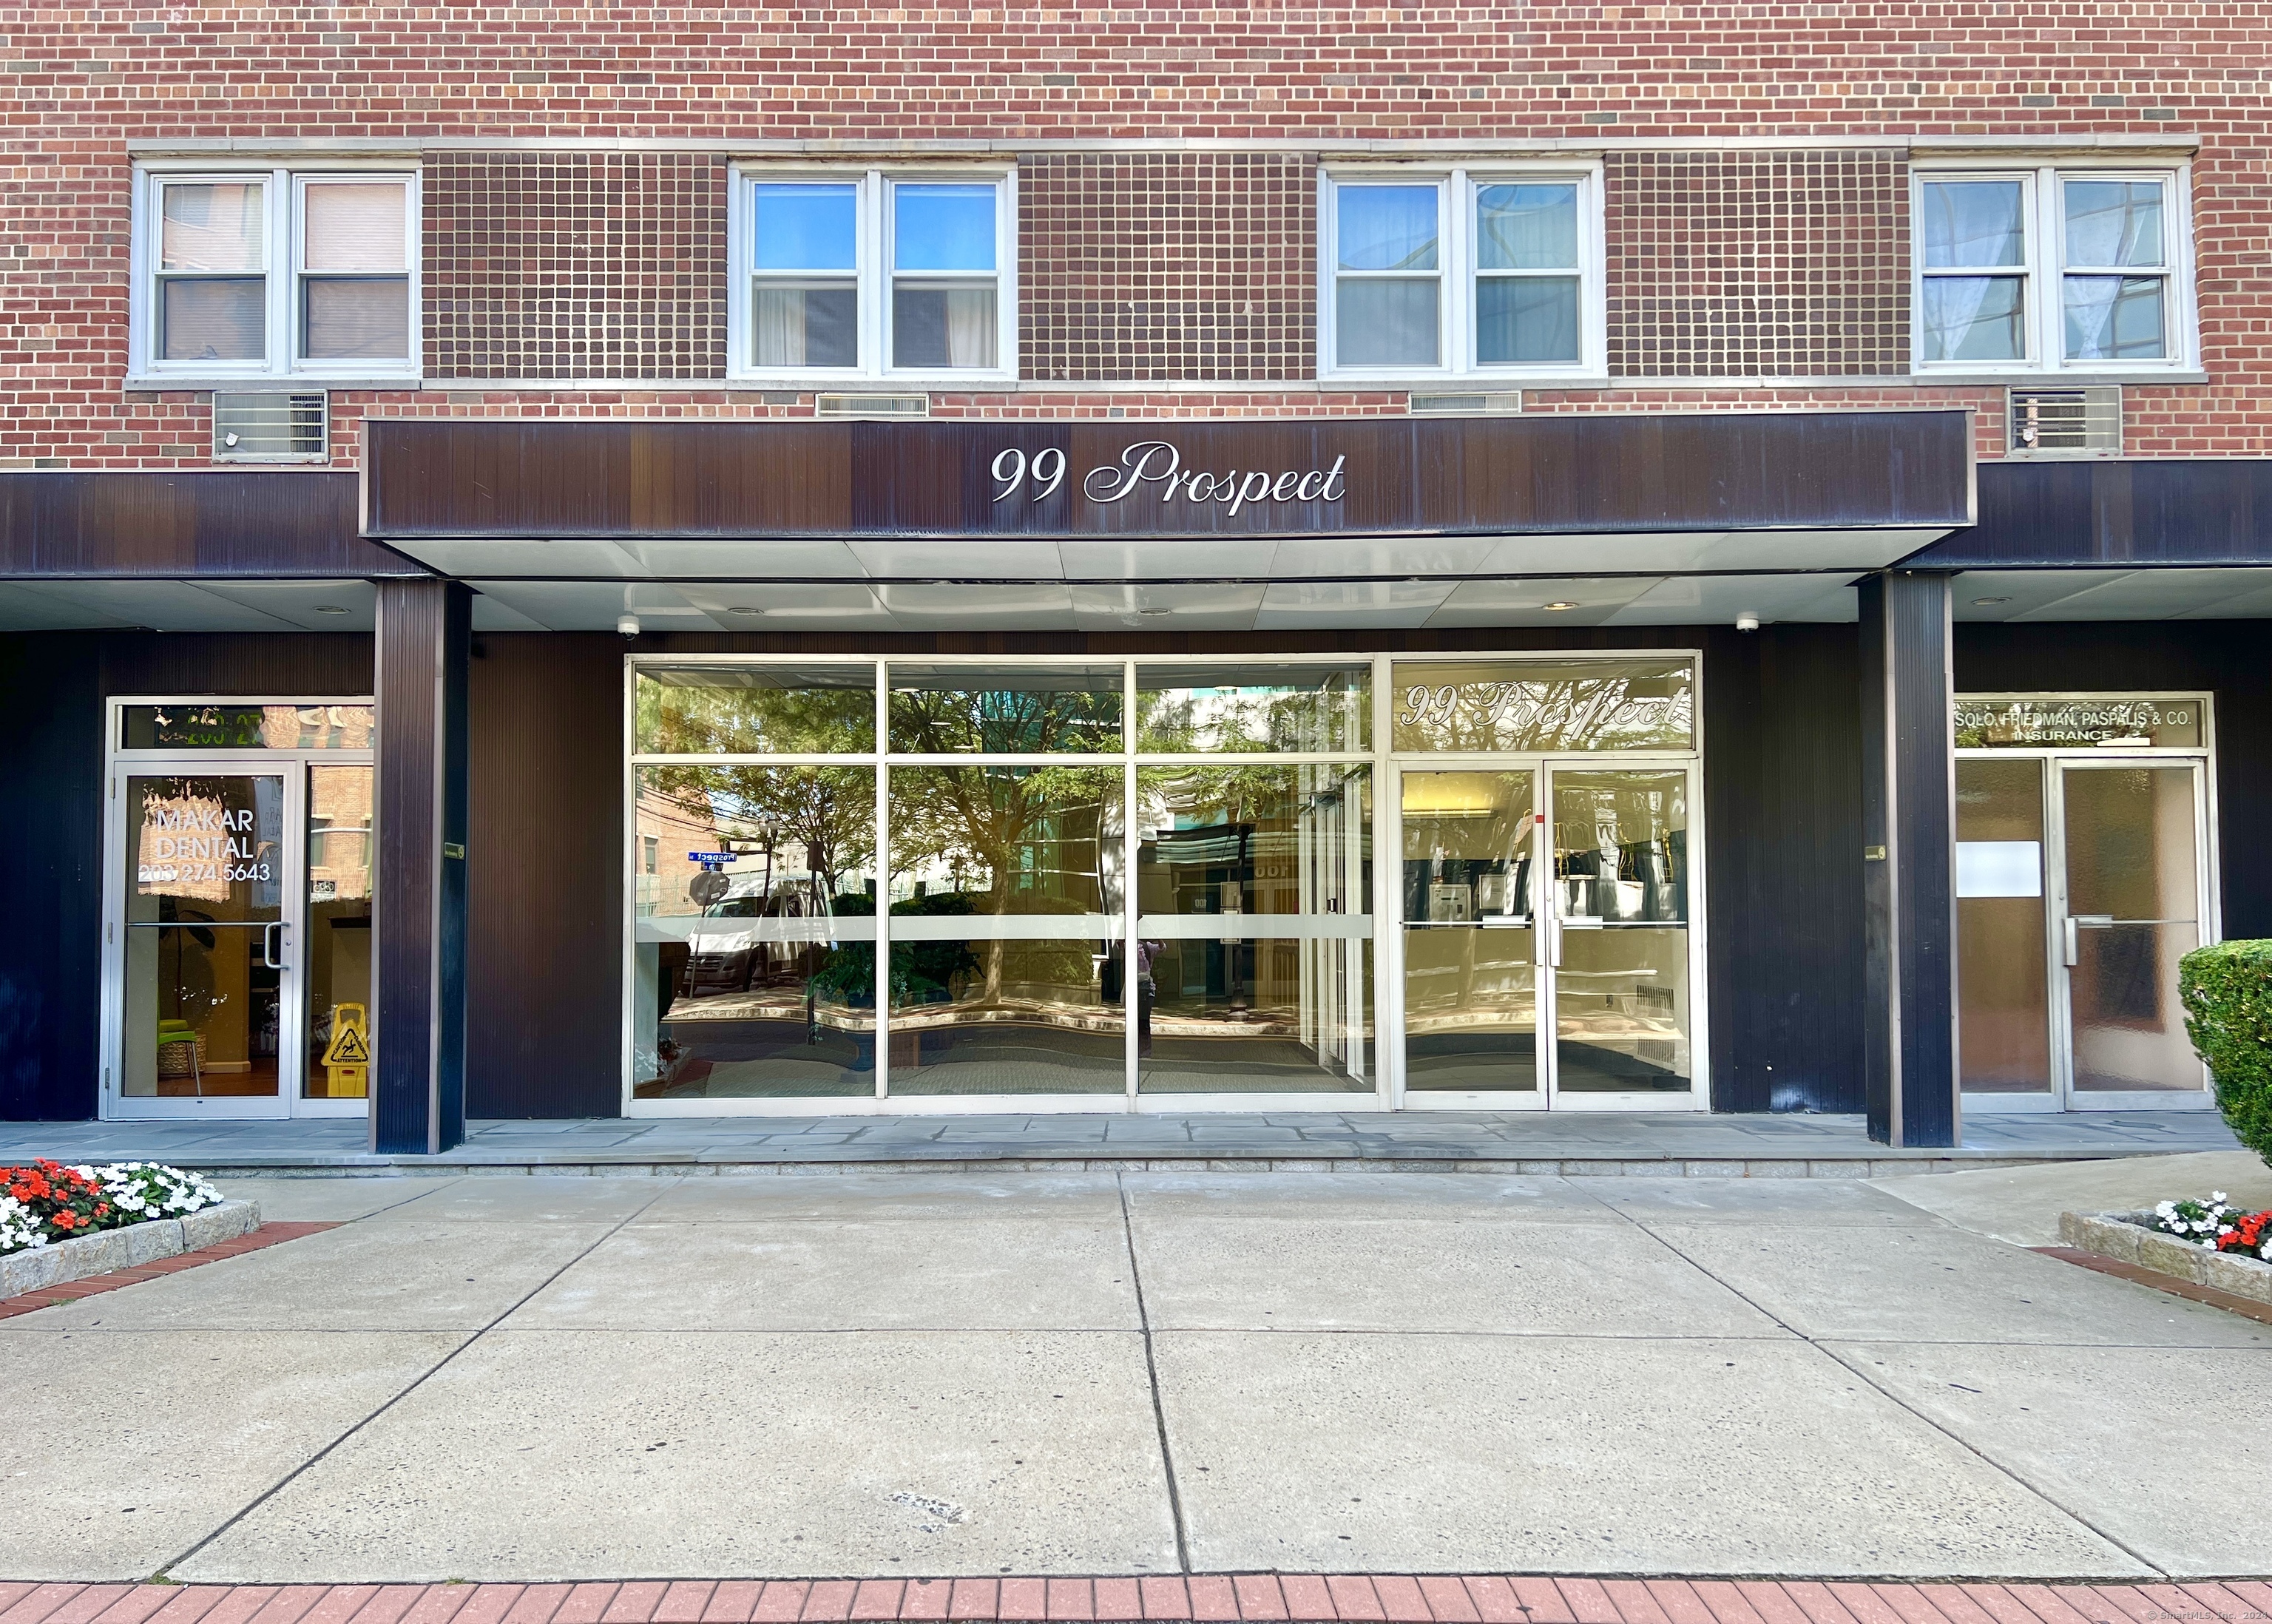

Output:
xmin=161 ymin=277 xmax=266 ymax=362
xmin=634 ymin=765 xmax=879 ymax=1101
xmin=888 ymin=664 xmax=1120 ymax=754
xmin=754 ymin=183 xmax=859 ymax=271
xmin=302 ymin=183 xmax=406 ymax=273
xmin=1392 ymin=660 xmax=1695 ymax=752
xmin=1477 ymin=183 xmax=1578 ymax=270
xmin=161 ymin=183 xmax=264 ymax=271
xmin=1921 ymin=180 xmax=2026 ymax=268
xmin=2064 ymin=275 xmax=2166 ymax=360
xmin=887 ymin=936 xmax=1126 ymax=1096
xmin=1335 ymin=185 xmax=1438 ymax=271
xmin=1477 ymin=275 xmax=1580 ymax=365
xmin=893 ymin=183 xmax=997 ymax=271
xmin=889 ymin=766 xmax=1122 ymax=916
xmin=635 ymin=665 xmax=877 ymax=755
xmin=122 ymin=703 xmax=373 ymax=751
xmin=892 ymin=281 xmax=997 ymax=368
xmin=1135 ymin=663 xmax=1371 ymax=754
xmin=302 ymin=277 xmax=409 ymax=359
xmin=754 ymin=282 xmax=858 ymax=368
xmin=2064 ymin=180 xmax=2164 ymax=268
xmin=1919 ymin=275 xmax=2026 ymax=362
xmin=1135 ymin=765 xmax=1370 ymax=921
xmin=1336 ymin=277 xmax=1438 ymax=367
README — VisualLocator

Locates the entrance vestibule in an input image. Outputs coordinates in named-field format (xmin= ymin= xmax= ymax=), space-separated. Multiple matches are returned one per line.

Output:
xmin=102 ymin=700 xmax=376 ymax=1120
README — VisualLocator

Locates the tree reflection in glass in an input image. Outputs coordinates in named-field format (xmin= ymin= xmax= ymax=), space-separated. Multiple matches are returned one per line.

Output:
xmin=1391 ymin=659 xmax=1694 ymax=753
xmin=1135 ymin=663 xmax=1370 ymax=754
xmin=885 ymin=765 xmax=1124 ymax=1094
xmin=632 ymin=765 xmax=878 ymax=1100
xmin=888 ymin=664 xmax=1122 ymax=754
xmin=635 ymin=665 xmax=876 ymax=755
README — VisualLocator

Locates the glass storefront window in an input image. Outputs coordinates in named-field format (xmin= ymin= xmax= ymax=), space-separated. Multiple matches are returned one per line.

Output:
xmin=888 ymin=765 xmax=1122 ymax=916
xmin=1135 ymin=663 xmax=1371 ymax=754
xmin=121 ymin=703 xmax=373 ymax=751
xmin=633 ymin=765 xmax=879 ymax=1100
xmin=1550 ymin=769 xmax=1691 ymax=1092
xmin=635 ymin=664 xmax=876 ymax=755
xmin=887 ymin=936 xmax=1127 ymax=1095
xmin=1390 ymin=658 xmax=1694 ymax=752
xmin=304 ymin=765 xmax=374 ymax=1100
xmin=888 ymin=663 xmax=1123 ymax=754
xmin=1402 ymin=771 xmax=1538 ymax=1092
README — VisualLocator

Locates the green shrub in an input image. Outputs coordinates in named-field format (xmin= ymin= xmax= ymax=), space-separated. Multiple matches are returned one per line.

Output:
xmin=2180 ymin=939 xmax=2272 ymax=1167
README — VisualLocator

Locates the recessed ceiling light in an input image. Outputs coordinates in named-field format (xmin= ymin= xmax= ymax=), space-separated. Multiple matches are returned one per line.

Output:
xmin=311 ymin=604 xmax=350 ymax=615
xmin=1544 ymin=600 xmax=1580 ymax=612
xmin=728 ymin=606 xmax=765 ymax=615
xmin=1972 ymin=595 xmax=2012 ymax=606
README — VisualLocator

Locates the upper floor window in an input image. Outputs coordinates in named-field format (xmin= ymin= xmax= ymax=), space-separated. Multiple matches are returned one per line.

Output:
xmin=731 ymin=169 xmax=1014 ymax=380
xmin=1914 ymin=167 xmax=2194 ymax=373
xmin=1320 ymin=168 xmax=1603 ymax=379
xmin=133 ymin=167 xmax=418 ymax=383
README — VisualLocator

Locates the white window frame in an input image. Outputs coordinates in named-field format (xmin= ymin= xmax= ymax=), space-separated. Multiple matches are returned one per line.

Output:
xmin=1910 ymin=161 xmax=2197 ymax=377
xmin=1319 ymin=163 xmax=1608 ymax=384
xmin=728 ymin=165 xmax=1018 ymax=387
xmin=130 ymin=162 xmax=422 ymax=388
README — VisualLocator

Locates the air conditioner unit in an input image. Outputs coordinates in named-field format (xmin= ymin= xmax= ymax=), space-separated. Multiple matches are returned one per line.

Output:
xmin=212 ymin=392 xmax=328 ymax=463
xmin=2006 ymin=386 xmax=2122 ymax=456
xmin=814 ymin=392 xmax=930 ymax=419
xmin=1408 ymin=391 xmax=1523 ymax=416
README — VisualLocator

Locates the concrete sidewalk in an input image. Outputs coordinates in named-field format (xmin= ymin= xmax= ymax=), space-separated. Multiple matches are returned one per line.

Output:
xmin=1 ymin=1164 xmax=2266 ymax=1584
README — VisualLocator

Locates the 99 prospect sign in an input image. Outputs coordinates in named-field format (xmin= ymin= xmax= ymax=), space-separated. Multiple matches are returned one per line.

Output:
xmin=361 ymin=413 xmax=1974 ymax=542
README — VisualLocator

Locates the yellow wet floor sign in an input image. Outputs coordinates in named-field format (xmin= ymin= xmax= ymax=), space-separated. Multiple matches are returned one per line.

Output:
xmin=323 ymin=1002 xmax=370 ymax=1096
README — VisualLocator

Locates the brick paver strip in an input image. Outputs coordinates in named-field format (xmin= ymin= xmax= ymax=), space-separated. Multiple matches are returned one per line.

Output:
xmin=0 ymin=1222 xmax=339 ymax=1319
xmin=1227 ymin=1579 xmax=1284 ymax=1623
xmin=10 ymin=1585 xmax=2272 ymax=1624
xmin=1090 ymin=1583 xmax=1141 ymax=1624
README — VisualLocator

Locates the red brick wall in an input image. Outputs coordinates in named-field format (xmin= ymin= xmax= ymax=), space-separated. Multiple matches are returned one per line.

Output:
xmin=1606 ymin=152 xmax=1909 ymax=379
xmin=4 ymin=3 xmax=2270 ymax=469
xmin=424 ymin=152 xmax=727 ymax=382
xmin=1019 ymin=154 xmax=1314 ymax=384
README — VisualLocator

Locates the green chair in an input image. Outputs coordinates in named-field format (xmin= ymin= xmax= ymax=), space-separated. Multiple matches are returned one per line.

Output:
xmin=156 ymin=1018 xmax=203 ymax=1096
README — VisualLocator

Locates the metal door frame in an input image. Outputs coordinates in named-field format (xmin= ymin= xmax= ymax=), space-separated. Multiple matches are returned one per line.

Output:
xmin=1387 ymin=754 xmax=1709 ymax=1113
xmin=100 ymin=697 xmax=376 ymax=1121
xmin=2049 ymin=754 xmax=2217 ymax=1111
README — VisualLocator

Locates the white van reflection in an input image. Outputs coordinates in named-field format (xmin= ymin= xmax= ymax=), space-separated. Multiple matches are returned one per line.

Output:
xmin=682 ymin=872 xmax=829 ymax=997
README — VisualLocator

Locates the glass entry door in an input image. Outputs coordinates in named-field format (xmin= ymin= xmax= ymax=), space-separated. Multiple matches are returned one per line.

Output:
xmin=2058 ymin=761 xmax=2208 ymax=1100
xmin=109 ymin=759 xmax=373 ymax=1118
xmin=1956 ymin=754 xmax=2213 ymax=1108
xmin=1398 ymin=762 xmax=1697 ymax=1107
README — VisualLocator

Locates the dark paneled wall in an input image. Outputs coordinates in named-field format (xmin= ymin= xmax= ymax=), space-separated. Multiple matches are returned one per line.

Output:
xmin=0 ymin=633 xmax=373 ymax=1120
xmin=1955 ymin=623 xmax=2272 ymax=938
xmin=464 ymin=634 xmax=625 ymax=1117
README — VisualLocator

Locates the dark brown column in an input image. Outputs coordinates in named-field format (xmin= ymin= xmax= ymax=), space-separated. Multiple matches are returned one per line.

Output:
xmin=1859 ymin=569 xmax=1961 ymax=1147
xmin=373 ymin=579 xmax=471 ymax=1154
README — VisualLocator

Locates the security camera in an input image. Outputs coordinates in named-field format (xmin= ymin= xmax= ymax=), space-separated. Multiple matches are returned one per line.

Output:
xmin=1735 ymin=612 xmax=1761 ymax=633
xmin=616 ymin=612 xmax=641 ymax=638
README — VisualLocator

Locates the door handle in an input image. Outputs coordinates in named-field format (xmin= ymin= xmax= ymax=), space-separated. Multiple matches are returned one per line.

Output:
xmin=263 ymin=921 xmax=288 ymax=970
xmin=2062 ymin=916 xmax=2077 ymax=967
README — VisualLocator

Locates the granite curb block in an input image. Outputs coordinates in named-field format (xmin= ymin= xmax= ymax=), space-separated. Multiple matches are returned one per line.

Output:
xmin=126 ymin=1154 xmax=2066 ymax=1180
xmin=2060 ymin=1207 xmax=2272 ymax=1304
xmin=0 ymin=1199 xmax=261 ymax=1298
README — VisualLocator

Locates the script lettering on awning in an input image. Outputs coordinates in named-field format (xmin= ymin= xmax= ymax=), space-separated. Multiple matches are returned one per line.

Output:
xmin=990 ymin=441 xmax=1348 ymax=517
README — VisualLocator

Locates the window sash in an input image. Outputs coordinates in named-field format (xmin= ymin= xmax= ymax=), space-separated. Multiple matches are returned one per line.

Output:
xmin=141 ymin=169 xmax=417 ymax=378
xmin=1325 ymin=169 xmax=1598 ymax=376
xmin=734 ymin=170 xmax=1012 ymax=378
xmin=1914 ymin=166 xmax=2187 ymax=372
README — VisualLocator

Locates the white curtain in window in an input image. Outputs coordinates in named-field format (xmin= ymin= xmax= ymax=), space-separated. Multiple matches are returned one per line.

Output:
xmin=754 ymin=288 xmax=808 ymax=367
xmin=304 ymin=183 xmax=406 ymax=272
xmin=944 ymin=286 xmax=996 ymax=368
xmin=161 ymin=183 xmax=264 ymax=272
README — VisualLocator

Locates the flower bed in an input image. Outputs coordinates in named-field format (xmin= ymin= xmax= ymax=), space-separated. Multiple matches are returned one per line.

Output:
xmin=1 ymin=1160 xmax=224 ymax=1254
xmin=2059 ymin=1194 xmax=2272 ymax=1306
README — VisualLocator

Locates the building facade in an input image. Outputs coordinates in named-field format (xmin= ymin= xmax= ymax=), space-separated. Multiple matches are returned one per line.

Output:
xmin=4 ymin=5 xmax=2268 ymax=1148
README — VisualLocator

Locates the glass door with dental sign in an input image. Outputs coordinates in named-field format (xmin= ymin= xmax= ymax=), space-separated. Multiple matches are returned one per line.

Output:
xmin=104 ymin=700 xmax=376 ymax=1120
